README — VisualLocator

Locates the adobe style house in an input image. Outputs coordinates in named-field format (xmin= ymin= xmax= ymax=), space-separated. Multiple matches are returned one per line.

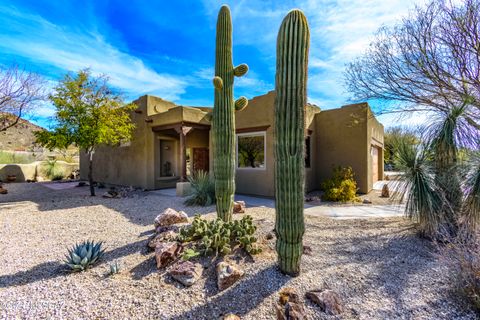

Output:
xmin=79 ymin=91 xmax=384 ymax=197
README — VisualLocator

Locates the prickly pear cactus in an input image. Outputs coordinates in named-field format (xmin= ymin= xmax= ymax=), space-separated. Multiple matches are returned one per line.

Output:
xmin=212 ymin=5 xmax=249 ymax=222
xmin=274 ymin=9 xmax=310 ymax=276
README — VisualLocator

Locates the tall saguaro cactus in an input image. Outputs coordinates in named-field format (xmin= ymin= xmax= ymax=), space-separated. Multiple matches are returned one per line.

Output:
xmin=274 ymin=9 xmax=310 ymax=276
xmin=212 ymin=5 xmax=249 ymax=222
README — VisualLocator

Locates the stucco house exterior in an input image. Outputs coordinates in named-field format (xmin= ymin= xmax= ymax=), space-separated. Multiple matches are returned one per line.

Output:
xmin=80 ymin=91 xmax=384 ymax=197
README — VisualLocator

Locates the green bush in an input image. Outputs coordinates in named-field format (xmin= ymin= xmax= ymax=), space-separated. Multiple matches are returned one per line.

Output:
xmin=0 ymin=151 xmax=35 ymax=164
xmin=321 ymin=166 xmax=358 ymax=202
xmin=178 ymin=215 xmax=261 ymax=257
xmin=184 ymin=170 xmax=215 ymax=206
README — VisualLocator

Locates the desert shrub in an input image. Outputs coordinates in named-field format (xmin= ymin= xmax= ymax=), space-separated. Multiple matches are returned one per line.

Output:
xmin=321 ymin=166 xmax=358 ymax=202
xmin=440 ymin=239 xmax=480 ymax=312
xmin=43 ymin=159 xmax=65 ymax=180
xmin=184 ymin=170 xmax=215 ymax=206
xmin=65 ymin=240 xmax=105 ymax=272
xmin=0 ymin=151 xmax=35 ymax=164
xmin=177 ymin=215 xmax=261 ymax=257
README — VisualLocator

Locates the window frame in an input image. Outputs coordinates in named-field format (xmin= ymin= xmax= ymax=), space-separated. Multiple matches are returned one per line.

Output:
xmin=235 ymin=131 xmax=267 ymax=170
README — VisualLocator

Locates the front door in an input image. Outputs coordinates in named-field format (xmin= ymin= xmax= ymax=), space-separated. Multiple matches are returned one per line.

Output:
xmin=371 ymin=146 xmax=379 ymax=183
xmin=193 ymin=148 xmax=209 ymax=173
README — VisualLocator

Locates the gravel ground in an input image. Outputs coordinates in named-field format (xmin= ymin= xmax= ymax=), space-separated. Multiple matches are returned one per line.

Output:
xmin=0 ymin=182 xmax=476 ymax=320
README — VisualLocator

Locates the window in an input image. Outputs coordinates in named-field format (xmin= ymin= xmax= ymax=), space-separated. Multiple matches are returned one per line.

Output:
xmin=305 ymin=136 xmax=311 ymax=168
xmin=236 ymin=132 xmax=266 ymax=169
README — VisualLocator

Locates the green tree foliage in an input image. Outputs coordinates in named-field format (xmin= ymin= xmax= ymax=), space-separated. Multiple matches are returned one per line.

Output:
xmin=384 ymin=127 xmax=418 ymax=169
xmin=35 ymin=70 xmax=135 ymax=196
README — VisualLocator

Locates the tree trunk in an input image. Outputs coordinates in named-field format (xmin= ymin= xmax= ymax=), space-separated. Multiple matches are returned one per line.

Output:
xmin=88 ymin=151 xmax=95 ymax=196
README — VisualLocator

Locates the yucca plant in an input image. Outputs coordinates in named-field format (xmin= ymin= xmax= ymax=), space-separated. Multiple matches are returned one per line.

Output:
xmin=184 ymin=170 xmax=216 ymax=207
xmin=393 ymin=102 xmax=480 ymax=240
xmin=65 ymin=240 xmax=105 ymax=272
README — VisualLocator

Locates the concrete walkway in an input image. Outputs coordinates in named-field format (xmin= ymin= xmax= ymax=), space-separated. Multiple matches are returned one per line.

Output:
xmin=154 ymin=188 xmax=405 ymax=219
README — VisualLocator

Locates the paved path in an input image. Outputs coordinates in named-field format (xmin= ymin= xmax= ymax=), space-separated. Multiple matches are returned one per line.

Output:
xmin=154 ymin=188 xmax=405 ymax=219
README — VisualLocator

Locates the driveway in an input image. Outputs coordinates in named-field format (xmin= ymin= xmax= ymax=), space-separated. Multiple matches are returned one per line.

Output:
xmin=154 ymin=189 xmax=405 ymax=219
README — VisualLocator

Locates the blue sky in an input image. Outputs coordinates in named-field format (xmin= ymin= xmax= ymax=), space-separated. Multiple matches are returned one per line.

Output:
xmin=0 ymin=0 xmax=423 ymax=128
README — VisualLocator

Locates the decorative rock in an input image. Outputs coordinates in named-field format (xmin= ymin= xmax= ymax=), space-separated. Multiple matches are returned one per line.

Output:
xmin=147 ymin=230 xmax=178 ymax=250
xmin=381 ymin=184 xmax=390 ymax=198
xmin=216 ymin=262 xmax=244 ymax=291
xmin=169 ymin=260 xmax=202 ymax=286
xmin=233 ymin=201 xmax=246 ymax=213
xmin=155 ymin=242 xmax=182 ymax=269
xmin=265 ymin=231 xmax=275 ymax=240
xmin=102 ymin=190 xmax=119 ymax=198
xmin=155 ymin=224 xmax=181 ymax=234
xmin=224 ymin=314 xmax=240 ymax=320
xmin=154 ymin=208 xmax=188 ymax=227
xmin=0 ymin=187 xmax=7 ymax=194
xmin=303 ymin=245 xmax=312 ymax=256
xmin=306 ymin=289 xmax=343 ymax=315
xmin=362 ymin=198 xmax=372 ymax=204
xmin=276 ymin=288 xmax=306 ymax=320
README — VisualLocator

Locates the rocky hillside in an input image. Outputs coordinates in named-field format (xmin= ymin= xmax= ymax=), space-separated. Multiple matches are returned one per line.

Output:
xmin=0 ymin=114 xmax=44 ymax=151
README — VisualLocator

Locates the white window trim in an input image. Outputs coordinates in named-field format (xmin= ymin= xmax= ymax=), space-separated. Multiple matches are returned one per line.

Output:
xmin=236 ymin=131 xmax=267 ymax=171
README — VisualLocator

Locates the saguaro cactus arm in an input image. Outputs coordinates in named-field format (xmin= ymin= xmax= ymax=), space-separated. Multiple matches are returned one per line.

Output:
xmin=274 ymin=9 xmax=310 ymax=276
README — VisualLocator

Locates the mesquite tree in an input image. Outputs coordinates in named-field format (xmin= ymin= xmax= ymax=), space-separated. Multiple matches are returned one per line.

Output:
xmin=274 ymin=9 xmax=310 ymax=276
xmin=35 ymin=70 xmax=136 ymax=196
xmin=212 ymin=5 xmax=249 ymax=222
xmin=0 ymin=65 xmax=46 ymax=131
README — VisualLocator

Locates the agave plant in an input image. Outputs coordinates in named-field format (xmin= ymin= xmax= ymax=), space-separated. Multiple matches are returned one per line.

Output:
xmin=65 ymin=240 xmax=105 ymax=272
xmin=184 ymin=170 xmax=216 ymax=207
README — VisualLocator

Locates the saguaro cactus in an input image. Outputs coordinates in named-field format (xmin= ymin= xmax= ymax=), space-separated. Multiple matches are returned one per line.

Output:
xmin=274 ymin=9 xmax=310 ymax=276
xmin=212 ymin=5 xmax=249 ymax=222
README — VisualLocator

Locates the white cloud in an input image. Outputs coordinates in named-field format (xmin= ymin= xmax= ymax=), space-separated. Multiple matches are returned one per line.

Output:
xmin=0 ymin=5 xmax=188 ymax=101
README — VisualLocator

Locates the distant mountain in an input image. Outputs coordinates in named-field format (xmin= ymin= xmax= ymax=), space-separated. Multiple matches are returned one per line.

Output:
xmin=0 ymin=114 xmax=45 ymax=151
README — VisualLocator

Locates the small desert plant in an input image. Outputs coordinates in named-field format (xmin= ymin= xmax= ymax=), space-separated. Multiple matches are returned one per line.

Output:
xmin=65 ymin=240 xmax=105 ymax=272
xmin=321 ymin=166 xmax=358 ymax=202
xmin=43 ymin=159 xmax=65 ymax=180
xmin=177 ymin=215 xmax=261 ymax=256
xmin=184 ymin=170 xmax=215 ymax=206
xmin=108 ymin=260 xmax=121 ymax=275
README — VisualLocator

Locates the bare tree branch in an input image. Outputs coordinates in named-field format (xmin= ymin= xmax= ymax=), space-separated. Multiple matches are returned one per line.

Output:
xmin=0 ymin=65 xmax=47 ymax=131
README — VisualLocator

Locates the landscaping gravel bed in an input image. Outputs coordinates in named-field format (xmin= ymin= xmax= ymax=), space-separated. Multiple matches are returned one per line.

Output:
xmin=0 ymin=182 xmax=476 ymax=319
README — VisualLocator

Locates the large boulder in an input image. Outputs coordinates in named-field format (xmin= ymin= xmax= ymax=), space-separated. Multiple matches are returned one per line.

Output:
xmin=233 ymin=201 xmax=246 ymax=214
xmin=169 ymin=260 xmax=203 ymax=287
xmin=155 ymin=242 xmax=182 ymax=269
xmin=216 ymin=262 xmax=244 ymax=291
xmin=305 ymin=289 xmax=343 ymax=315
xmin=276 ymin=287 xmax=306 ymax=320
xmin=154 ymin=208 xmax=188 ymax=227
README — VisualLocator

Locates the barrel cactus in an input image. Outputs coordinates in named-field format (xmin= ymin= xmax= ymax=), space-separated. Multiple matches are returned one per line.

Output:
xmin=274 ymin=9 xmax=310 ymax=276
xmin=212 ymin=5 xmax=249 ymax=222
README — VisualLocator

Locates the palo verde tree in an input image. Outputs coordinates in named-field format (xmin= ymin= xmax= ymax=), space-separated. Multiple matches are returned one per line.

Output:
xmin=345 ymin=0 xmax=480 ymax=239
xmin=35 ymin=70 xmax=136 ymax=196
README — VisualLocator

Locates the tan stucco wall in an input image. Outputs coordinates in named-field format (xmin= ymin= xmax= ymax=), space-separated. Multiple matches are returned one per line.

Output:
xmin=80 ymin=93 xmax=383 ymax=196
xmin=315 ymin=103 xmax=383 ymax=193
xmin=233 ymin=91 xmax=320 ymax=197
xmin=80 ymin=95 xmax=156 ymax=189
xmin=0 ymin=161 xmax=78 ymax=182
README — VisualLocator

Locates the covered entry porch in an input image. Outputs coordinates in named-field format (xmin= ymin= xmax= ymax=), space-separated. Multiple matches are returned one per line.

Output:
xmin=152 ymin=122 xmax=210 ymax=190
